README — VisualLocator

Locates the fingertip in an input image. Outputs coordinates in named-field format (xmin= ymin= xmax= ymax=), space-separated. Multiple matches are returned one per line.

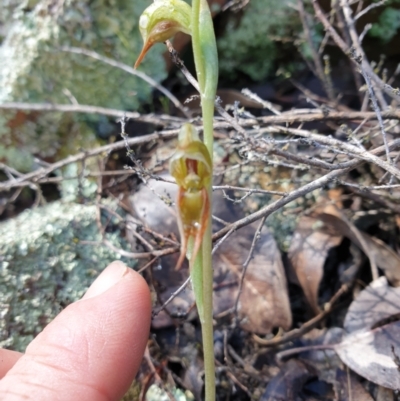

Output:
xmin=121 ymin=264 xmax=152 ymax=337
xmin=0 ymin=261 xmax=152 ymax=401
xmin=82 ymin=260 xmax=130 ymax=300
xmin=0 ymin=349 xmax=22 ymax=379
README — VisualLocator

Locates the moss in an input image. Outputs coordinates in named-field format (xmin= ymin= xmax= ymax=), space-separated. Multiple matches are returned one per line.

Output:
xmin=217 ymin=0 xmax=300 ymax=81
xmin=0 ymin=200 xmax=134 ymax=351
xmin=369 ymin=7 xmax=400 ymax=43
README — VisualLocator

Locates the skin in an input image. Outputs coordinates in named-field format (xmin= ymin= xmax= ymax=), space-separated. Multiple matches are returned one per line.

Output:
xmin=0 ymin=261 xmax=152 ymax=401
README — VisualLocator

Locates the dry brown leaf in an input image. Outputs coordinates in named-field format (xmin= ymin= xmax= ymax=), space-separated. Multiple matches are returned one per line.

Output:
xmin=344 ymin=276 xmax=400 ymax=333
xmin=335 ymin=277 xmax=400 ymax=390
xmin=363 ymin=236 xmax=400 ymax=287
xmin=318 ymin=204 xmax=379 ymax=276
xmin=260 ymin=359 xmax=313 ymax=401
xmin=288 ymin=327 xmax=344 ymax=383
xmin=333 ymin=369 xmax=374 ymax=401
xmin=395 ymin=215 xmax=400 ymax=230
xmin=318 ymin=205 xmax=400 ymax=286
xmin=289 ymin=201 xmax=400 ymax=315
xmin=376 ymin=386 xmax=395 ymax=401
xmin=336 ymin=323 xmax=400 ymax=390
xmin=288 ymin=215 xmax=342 ymax=314
xmin=326 ymin=188 xmax=344 ymax=209
xmin=215 ymin=224 xmax=292 ymax=334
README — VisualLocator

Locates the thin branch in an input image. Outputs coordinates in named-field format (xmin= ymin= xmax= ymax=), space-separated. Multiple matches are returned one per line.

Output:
xmin=213 ymin=185 xmax=287 ymax=197
xmin=355 ymin=0 xmax=386 ymax=21
xmin=270 ymin=147 xmax=356 ymax=171
xmin=212 ymin=227 xmax=236 ymax=256
xmin=0 ymin=102 xmax=139 ymax=119
xmin=241 ymin=88 xmax=282 ymax=115
xmin=343 ymin=185 xmax=400 ymax=214
xmin=152 ymin=276 xmax=192 ymax=316
xmin=312 ymin=0 xmax=400 ymax=103
xmin=297 ymin=0 xmax=335 ymax=101
xmin=2 ymin=102 xmax=399 ymax=130
xmin=212 ymin=138 xmax=400 ymax=242
xmin=165 ymin=40 xmax=250 ymax=139
xmin=101 ymin=238 xmax=177 ymax=259
xmin=350 ymin=48 xmax=392 ymax=166
xmin=215 ymin=109 xmax=400 ymax=131
xmin=253 ymin=284 xmax=349 ymax=346
xmin=359 ymin=23 xmax=372 ymax=44
xmin=0 ymin=162 xmax=24 ymax=179
xmin=138 ymin=257 xmax=159 ymax=273
xmin=0 ymin=128 xmax=180 ymax=192
xmin=269 ymin=126 xmax=400 ymax=180
xmin=339 ymin=0 xmax=391 ymax=165
xmin=60 ymin=46 xmax=191 ymax=118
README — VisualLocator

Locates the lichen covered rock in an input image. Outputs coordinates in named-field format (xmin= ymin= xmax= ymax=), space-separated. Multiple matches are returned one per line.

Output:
xmin=0 ymin=200 xmax=133 ymax=351
xmin=0 ymin=0 xmax=167 ymax=170
xmin=0 ymin=0 xmax=166 ymax=108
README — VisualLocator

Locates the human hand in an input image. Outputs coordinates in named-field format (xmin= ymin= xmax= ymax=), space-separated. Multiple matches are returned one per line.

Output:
xmin=0 ymin=261 xmax=151 ymax=401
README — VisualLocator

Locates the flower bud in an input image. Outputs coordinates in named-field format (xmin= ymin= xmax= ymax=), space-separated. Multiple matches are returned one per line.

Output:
xmin=134 ymin=0 xmax=192 ymax=69
xmin=169 ymin=123 xmax=212 ymax=270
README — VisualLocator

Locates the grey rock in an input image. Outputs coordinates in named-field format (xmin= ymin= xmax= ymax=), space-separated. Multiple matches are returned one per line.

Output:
xmin=0 ymin=200 xmax=132 ymax=351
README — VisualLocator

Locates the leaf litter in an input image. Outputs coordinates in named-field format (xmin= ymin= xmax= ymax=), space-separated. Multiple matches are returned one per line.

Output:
xmin=335 ymin=277 xmax=400 ymax=390
xmin=130 ymin=177 xmax=400 ymax=399
xmin=273 ymin=200 xmax=400 ymax=397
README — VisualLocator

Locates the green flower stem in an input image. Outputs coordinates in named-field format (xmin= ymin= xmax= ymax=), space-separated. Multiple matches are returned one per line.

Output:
xmin=191 ymin=0 xmax=218 ymax=400
xmin=200 ymin=219 xmax=215 ymax=401
xmin=135 ymin=0 xmax=218 ymax=398
xmin=189 ymin=201 xmax=214 ymax=401
xmin=189 ymin=239 xmax=204 ymax=319
xmin=192 ymin=0 xmax=218 ymax=151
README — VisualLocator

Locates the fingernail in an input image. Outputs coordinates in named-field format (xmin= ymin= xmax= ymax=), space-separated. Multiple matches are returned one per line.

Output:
xmin=82 ymin=261 xmax=129 ymax=300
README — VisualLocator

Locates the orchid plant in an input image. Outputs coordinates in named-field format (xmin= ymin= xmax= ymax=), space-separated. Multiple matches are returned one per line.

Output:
xmin=134 ymin=0 xmax=218 ymax=399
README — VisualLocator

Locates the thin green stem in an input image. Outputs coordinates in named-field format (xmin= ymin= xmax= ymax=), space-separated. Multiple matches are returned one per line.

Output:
xmin=136 ymin=0 xmax=217 ymax=398
xmin=189 ymin=226 xmax=215 ymax=401
xmin=192 ymin=0 xmax=218 ymax=149
xmin=191 ymin=0 xmax=218 ymax=399
xmin=191 ymin=0 xmax=205 ymax=94
xmin=200 ymin=209 xmax=214 ymax=401
xmin=202 ymin=98 xmax=215 ymax=154
xmin=190 ymin=240 xmax=204 ymax=319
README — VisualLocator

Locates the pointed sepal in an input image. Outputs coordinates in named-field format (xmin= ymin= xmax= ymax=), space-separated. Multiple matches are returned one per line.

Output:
xmin=134 ymin=0 xmax=192 ymax=69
